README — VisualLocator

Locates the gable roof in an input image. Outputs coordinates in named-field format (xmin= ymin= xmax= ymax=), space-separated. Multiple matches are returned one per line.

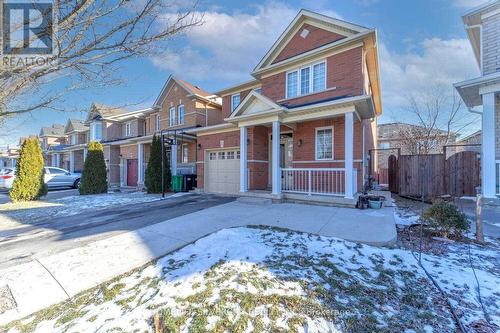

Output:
xmin=39 ymin=124 xmax=65 ymax=137
xmin=85 ymin=103 xmax=128 ymax=123
xmin=253 ymin=9 xmax=370 ymax=72
xmin=65 ymin=118 xmax=88 ymax=133
xmin=153 ymin=75 xmax=219 ymax=107
xmin=227 ymin=91 xmax=284 ymax=120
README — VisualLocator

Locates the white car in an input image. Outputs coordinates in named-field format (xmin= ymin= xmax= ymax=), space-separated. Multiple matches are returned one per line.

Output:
xmin=0 ymin=167 xmax=81 ymax=190
xmin=0 ymin=168 xmax=15 ymax=189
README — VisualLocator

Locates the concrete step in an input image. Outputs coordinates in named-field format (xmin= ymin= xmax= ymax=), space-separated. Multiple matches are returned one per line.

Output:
xmin=236 ymin=196 xmax=273 ymax=206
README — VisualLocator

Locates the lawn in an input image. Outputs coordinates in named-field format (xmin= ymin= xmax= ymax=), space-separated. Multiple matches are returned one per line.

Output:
xmin=3 ymin=226 xmax=498 ymax=333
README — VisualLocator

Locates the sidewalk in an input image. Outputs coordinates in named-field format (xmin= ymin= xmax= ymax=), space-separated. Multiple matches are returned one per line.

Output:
xmin=0 ymin=200 xmax=396 ymax=325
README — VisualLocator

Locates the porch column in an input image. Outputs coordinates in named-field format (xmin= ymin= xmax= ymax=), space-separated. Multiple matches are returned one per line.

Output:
xmin=137 ymin=143 xmax=144 ymax=186
xmin=171 ymin=143 xmax=178 ymax=176
xmin=51 ymin=155 xmax=56 ymax=167
xmin=344 ymin=112 xmax=354 ymax=199
xmin=69 ymin=151 xmax=75 ymax=173
xmin=271 ymin=121 xmax=281 ymax=195
xmin=83 ymin=148 xmax=88 ymax=161
xmin=482 ymin=92 xmax=496 ymax=198
xmin=240 ymin=126 xmax=248 ymax=192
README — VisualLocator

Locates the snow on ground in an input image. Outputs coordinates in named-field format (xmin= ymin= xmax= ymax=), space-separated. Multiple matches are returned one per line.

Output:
xmin=0 ymin=192 xmax=169 ymax=225
xmin=3 ymin=226 xmax=498 ymax=333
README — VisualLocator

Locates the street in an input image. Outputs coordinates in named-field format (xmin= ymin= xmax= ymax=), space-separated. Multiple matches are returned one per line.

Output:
xmin=0 ymin=193 xmax=234 ymax=269
xmin=0 ymin=188 xmax=79 ymax=204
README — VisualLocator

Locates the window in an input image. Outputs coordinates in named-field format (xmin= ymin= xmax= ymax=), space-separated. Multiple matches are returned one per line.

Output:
xmin=313 ymin=62 xmax=326 ymax=92
xmin=218 ymin=151 xmax=226 ymax=160
xmin=178 ymin=105 xmax=185 ymax=125
xmin=169 ymin=107 xmax=176 ymax=127
xmin=90 ymin=122 xmax=102 ymax=141
xmin=300 ymin=67 xmax=310 ymax=95
xmin=231 ymin=94 xmax=240 ymax=112
xmin=71 ymin=134 xmax=77 ymax=145
xmin=48 ymin=167 xmax=65 ymax=174
xmin=315 ymin=127 xmax=333 ymax=160
xmin=254 ymin=87 xmax=262 ymax=94
xmin=286 ymin=71 xmax=298 ymax=98
xmin=236 ymin=150 xmax=240 ymax=159
xmin=182 ymin=144 xmax=188 ymax=163
xmin=379 ymin=142 xmax=390 ymax=149
xmin=286 ymin=61 xmax=326 ymax=99
xmin=209 ymin=152 xmax=217 ymax=160
xmin=155 ymin=114 xmax=160 ymax=131
xmin=227 ymin=151 xmax=235 ymax=159
xmin=125 ymin=122 xmax=131 ymax=137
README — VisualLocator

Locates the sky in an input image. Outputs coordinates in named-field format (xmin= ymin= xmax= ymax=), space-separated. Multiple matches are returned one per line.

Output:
xmin=0 ymin=0 xmax=487 ymax=147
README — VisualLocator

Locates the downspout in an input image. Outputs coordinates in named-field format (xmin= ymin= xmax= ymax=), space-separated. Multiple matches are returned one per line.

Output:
xmin=362 ymin=121 xmax=366 ymax=190
xmin=205 ymin=102 xmax=208 ymax=127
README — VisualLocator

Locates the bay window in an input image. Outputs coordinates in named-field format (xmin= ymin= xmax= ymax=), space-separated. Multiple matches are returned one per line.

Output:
xmin=125 ymin=122 xmax=131 ymax=137
xmin=315 ymin=127 xmax=333 ymax=160
xmin=286 ymin=60 xmax=326 ymax=99
xmin=90 ymin=122 xmax=102 ymax=141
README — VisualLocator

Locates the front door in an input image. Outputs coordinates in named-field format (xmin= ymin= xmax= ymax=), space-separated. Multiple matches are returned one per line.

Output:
xmin=269 ymin=133 xmax=293 ymax=187
xmin=127 ymin=159 xmax=138 ymax=186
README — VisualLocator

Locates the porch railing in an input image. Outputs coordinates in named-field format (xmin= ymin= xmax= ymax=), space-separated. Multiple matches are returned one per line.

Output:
xmin=281 ymin=168 xmax=357 ymax=197
xmin=496 ymin=161 xmax=500 ymax=195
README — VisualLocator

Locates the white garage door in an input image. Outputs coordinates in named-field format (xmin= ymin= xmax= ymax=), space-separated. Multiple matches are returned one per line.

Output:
xmin=206 ymin=149 xmax=240 ymax=194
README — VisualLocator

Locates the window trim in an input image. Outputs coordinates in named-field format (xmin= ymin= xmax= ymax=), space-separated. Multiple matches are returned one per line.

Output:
xmin=181 ymin=143 xmax=188 ymax=163
xmin=286 ymin=60 xmax=327 ymax=99
xmin=178 ymin=104 xmax=185 ymax=125
xmin=155 ymin=114 xmax=160 ymax=131
xmin=231 ymin=93 xmax=240 ymax=113
xmin=169 ymin=107 xmax=176 ymax=127
xmin=315 ymin=126 xmax=334 ymax=161
xmin=125 ymin=122 xmax=131 ymax=137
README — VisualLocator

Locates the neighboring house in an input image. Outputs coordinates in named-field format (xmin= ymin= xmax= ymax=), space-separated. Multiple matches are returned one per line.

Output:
xmin=59 ymin=119 xmax=89 ymax=173
xmin=0 ymin=146 xmax=19 ymax=168
xmin=39 ymin=124 xmax=67 ymax=167
xmin=377 ymin=122 xmax=457 ymax=155
xmin=457 ymin=130 xmax=482 ymax=145
xmin=188 ymin=10 xmax=382 ymax=202
xmin=454 ymin=0 xmax=500 ymax=198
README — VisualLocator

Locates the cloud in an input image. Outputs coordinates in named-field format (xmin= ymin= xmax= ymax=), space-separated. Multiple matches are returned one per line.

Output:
xmin=379 ymin=38 xmax=479 ymax=113
xmin=152 ymin=2 xmax=340 ymax=86
xmin=452 ymin=0 xmax=485 ymax=8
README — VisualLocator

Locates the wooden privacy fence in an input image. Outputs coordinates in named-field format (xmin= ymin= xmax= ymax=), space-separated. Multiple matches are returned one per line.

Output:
xmin=397 ymin=150 xmax=481 ymax=199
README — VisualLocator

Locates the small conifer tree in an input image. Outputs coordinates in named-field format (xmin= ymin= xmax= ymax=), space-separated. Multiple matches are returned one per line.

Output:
xmin=10 ymin=137 xmax=48 ymax=201
xmin=145 ymin=134 xmax=171 ymax=193
xmin=79 ymin=141 xmax=108 ymax=195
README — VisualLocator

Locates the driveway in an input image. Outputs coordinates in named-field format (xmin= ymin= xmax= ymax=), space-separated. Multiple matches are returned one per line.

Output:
xmin=0 ymin=197 xmax=396 ymax=324
xmin=456 ymin=197 xmax=500 ymax=238
xmin=0 ymin=188 xmax=79 ymax=204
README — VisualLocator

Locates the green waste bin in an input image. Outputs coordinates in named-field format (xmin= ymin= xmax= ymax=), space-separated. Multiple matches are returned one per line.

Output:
xmin=172 ymin=175 xmax=184 ymax=192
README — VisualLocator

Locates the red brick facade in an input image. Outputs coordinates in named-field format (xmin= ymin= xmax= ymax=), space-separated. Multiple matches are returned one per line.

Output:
xmin=261 ymin=46 xmax=364 ymax=108
xmin=273 ymin=23 xmax=345 ymax=64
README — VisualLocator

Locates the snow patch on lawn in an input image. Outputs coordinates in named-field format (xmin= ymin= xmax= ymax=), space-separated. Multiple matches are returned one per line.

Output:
xmin=4 ymin=226 xmax=498 ymax=333
xmin=0 ymin=192 xmax=168 ymax=225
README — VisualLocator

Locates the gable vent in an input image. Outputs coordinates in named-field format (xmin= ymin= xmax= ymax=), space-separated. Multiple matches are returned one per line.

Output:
xmin=300 ymin=28 xmax=309 ymax=38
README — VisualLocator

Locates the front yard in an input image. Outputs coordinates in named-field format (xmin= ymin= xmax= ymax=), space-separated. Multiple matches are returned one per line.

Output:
xmin=2 ymin=225 xmax=498 ymax=333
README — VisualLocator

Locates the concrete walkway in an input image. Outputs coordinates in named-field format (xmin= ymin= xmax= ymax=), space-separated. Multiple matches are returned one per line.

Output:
xmin=0 ymin=200 xmax=396 ymax=325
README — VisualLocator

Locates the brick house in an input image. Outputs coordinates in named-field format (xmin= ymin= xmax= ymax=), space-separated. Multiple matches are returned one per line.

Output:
xmin=454 ymin=0 xmax=500 ymax=198
xmin=39 ymin=124 xmax=67 ymax=167
xmin=98 ymin=76 xmax=221 ymax=188
xmin=188 ymin=10 xmax=382 ymax=204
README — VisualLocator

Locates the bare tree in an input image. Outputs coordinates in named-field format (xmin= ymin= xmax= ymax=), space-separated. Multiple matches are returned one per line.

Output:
xmin=0 ymin=0 xmax=203 ymax=123
xmin=396 ymin=87 xmax=478 ymax=155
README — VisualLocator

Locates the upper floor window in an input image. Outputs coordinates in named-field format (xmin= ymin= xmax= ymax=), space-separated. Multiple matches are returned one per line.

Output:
xmin=231 ymin=94 xmax=240 ymax=113
xmin=169 ymin=107 xmax=176 ymax=127
xmin=71 ymin=133 xmax=77 ymax=145
xmin=379 ymin=142 xmax=390 ymax=149
xmin=315 ymin=127 xmax=333 ymax=160
xmin=90 ymin=122 xmax=102 ymax=141
xmin=286 ymin=60 xmax=326 ymax=99
xmin=178 ymin=105 xmax=185 ymax=125
xmin=125 ymin=122 xmax=131 ymax=137
xmin=182 ymin=144 xmax=188 ymax=163
xmin=155 ymin=114 xmax=160 ymax=131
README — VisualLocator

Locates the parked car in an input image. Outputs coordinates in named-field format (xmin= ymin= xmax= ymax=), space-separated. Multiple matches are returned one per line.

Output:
xmin=0 ymin=168 xmax=16 ymax=190
xmin=0 ymin=167 xmax=81 ymax=190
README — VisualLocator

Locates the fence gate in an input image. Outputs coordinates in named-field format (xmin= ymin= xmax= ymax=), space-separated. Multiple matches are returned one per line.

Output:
xmin=388 ymin=155 xmax=399 ymax=193
xmin=398 ymin=154 xmax=445 ymax=200
xmin=368 ymin=148 xmax=400 ymax=192
xmin=444 ymin=148 xmax=481 ymax=197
